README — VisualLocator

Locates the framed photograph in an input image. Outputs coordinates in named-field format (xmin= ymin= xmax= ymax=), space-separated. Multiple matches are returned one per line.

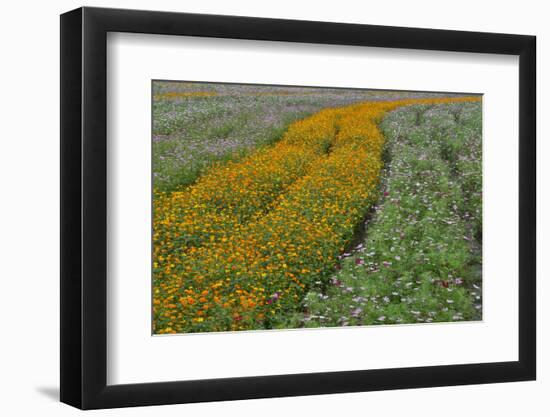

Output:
xmin=60 ymin=6 xmax=536 ymax=409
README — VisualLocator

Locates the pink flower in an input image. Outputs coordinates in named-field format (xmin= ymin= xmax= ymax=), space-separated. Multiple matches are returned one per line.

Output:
xmin=351 ymin=307 xmax=363 ymax=317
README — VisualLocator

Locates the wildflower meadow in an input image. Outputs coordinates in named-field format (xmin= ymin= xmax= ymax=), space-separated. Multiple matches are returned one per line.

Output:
xmin=152 ymin=81 xmax=482 ymax=334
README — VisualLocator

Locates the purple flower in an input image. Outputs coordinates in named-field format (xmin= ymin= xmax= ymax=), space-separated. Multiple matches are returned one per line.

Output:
xmin=267 ymin=292 xmax=281 ymax=304
xmin=331 ymin=277 xmax=342 ymax=286
xmin=351 ymin=307 xmax=363 ymax=317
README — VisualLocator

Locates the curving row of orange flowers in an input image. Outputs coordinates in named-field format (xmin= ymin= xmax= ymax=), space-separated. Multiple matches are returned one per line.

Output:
xmin=154 ymin=108 xmax=340 ymax=257
xmin=153 ymin=96 xmax=481 ymax=334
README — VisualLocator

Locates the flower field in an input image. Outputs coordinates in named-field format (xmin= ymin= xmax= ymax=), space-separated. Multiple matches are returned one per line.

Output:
xmin=303 ymin=102 xmax=483 ymax=326
xmin=153 ymin=82 xmax=460 ymax=191
xmin=152 ymin=82 xmax=481 ymax=334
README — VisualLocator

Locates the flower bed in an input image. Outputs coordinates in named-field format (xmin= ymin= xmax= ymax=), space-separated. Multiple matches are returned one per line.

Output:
xmin=153 ymin=97 xmax=480 ymax=334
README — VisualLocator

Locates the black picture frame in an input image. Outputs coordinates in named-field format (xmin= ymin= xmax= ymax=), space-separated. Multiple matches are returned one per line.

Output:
xmin=60 ymin=6 xmax=536 ymax=410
